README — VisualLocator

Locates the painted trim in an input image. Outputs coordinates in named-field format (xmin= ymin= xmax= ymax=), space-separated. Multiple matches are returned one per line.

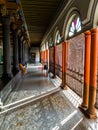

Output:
xmin=82 ymin=0 xmax=95 ymax=25
xmin=41 ymin=0 xmax=73 ymax=45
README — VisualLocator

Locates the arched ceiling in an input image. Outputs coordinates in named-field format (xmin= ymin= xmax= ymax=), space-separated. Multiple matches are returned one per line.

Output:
xmin=20 ymin=0 xmax=66 ymax=47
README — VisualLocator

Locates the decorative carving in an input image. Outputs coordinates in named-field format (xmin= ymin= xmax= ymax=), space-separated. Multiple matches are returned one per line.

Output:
xmin=0 ymin=5 xmax=8 ymax=16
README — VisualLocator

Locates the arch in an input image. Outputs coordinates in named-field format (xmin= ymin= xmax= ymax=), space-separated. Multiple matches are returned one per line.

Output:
xmin=43 ymin=44 xmax=46 ymax=51
xmin=62 ymin=7 xmax=81 ymax=40
xmin=68 ymin=16 xmax=81 ymax=37
xmin=46 ymin=41 xmax=49 ymax=50
xmin=53 ymin=27 xmax=58 ymax=44
xmin=54 ymin=30 xmax=61 ymax=45
xmin=49 ymin=37 xmax=54 ymax=47
xmin=93 ymin=3 xmax=98 ymax=27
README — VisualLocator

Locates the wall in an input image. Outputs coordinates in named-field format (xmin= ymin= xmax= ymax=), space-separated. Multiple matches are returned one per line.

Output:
xmin=30 ymin=47 xmax=40 ymax=63
xmin=41 ymin=0 xmax=97 ymax=44
xmin=66 ymin=33 xmax=85 ymax=96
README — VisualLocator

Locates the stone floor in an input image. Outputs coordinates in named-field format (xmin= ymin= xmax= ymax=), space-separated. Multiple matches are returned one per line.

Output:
xmin=0 ymin=63 xmax=98 ymax=130
xmin=3 ymin=66 xmax=59 ymax=106
xmin=0 ymin=91 xmax=85 ymax=130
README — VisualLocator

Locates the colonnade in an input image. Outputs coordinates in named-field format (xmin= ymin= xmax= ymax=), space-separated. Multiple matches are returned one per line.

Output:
xmin=0 ymin=14 xmax=29 ymax=83
xmin=41 ymin=28 xmax=98 ymax=119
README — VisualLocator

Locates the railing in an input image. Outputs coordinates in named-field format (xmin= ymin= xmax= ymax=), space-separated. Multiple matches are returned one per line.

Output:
xmin=66 ymin=68 xmax=84 ymax=97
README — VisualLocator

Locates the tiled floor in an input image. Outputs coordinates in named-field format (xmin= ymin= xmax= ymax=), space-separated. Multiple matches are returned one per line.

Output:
xmin=0 ymin=91 xmax=84 ymax=130
xmin=3 ymin=67 xmax=59 ymax=106
xmin=0 ymin=63 xmax=98 ymax=130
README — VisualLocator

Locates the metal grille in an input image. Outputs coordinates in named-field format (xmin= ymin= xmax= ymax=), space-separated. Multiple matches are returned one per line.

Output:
xmin=66 ymin=68 xmax=84 ymax=97
xmin=67 ymin=34 xmax=85 ymax=97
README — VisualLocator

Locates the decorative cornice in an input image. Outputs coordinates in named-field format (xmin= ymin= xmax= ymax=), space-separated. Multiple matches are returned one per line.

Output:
xmin=41 ymin=0 xmax=73 ymax=45
xmin=82 ymin=0 xmax=95 ymax=25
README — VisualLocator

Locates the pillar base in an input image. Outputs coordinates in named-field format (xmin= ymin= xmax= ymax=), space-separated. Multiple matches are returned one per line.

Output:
xmin=79 ymin=105 xmax=87 ymax=115
xmin=80 ymin=103 xmax=88 ymax=109
xmin=85 ymin=109 xmax=97 ymax=119
xmin=79 ymin=106 xmax=97 ymax=119
xmin=79 ymin=105 xmax=86 ymax=115
xmin=1 ymin=73 xmax=13 ymax=83
xmin=60 ymin=84 xmax=67 ymax=90
xmin=51 ymin=75 xmax=56 ymax=79
xmin=12 ymin=67 xmax=19 ymax=75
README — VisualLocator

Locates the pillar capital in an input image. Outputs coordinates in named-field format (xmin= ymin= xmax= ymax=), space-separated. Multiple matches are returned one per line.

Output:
xmin=90 ymin=27 xmax=98 ymax=33
xmin=84 ymin=30 xmax=91 ymax=35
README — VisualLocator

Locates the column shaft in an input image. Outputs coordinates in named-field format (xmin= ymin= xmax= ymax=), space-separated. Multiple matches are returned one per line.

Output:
xmin=86 ymin=28 xmax=98 ymax=118
xmin=61 ymin=41 xmax=68 ymax=89
xmin=12 ymin=29 xmax=19 ymax=75
xmin=18 ymin=36 xmax=22 ymax=63
xmin=53 ymin=46 xmax=56 ymax=78
xmin=22 ymin=42 xmax=25 ymax=65
xmin=1 ymin=16 xmax=12 ymax=81
xmin=82 ymin=31 xmax=91 ymax=108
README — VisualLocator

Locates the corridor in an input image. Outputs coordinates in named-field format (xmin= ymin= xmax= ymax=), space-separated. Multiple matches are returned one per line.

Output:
xmin=0 ymin=64 xmax=97 ymax=130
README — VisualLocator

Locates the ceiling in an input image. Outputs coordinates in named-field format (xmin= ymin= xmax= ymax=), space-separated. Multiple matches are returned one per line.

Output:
xmin=20 ymin=0 xmax=65 ymax=47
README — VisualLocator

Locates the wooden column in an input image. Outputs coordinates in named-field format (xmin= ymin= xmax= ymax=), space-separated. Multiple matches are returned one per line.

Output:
xmin=81 ymin=31 xmax=91 ymax=108
xmin=61 ymin=41 xmax=68 ymax=89
xmin=86 ymin=28 xmax=98 ymax=118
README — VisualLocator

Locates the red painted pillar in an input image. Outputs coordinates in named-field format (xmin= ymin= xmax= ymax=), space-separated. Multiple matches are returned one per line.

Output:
xmin=86 ymin=28 xmax=98 ymax=118
xmin=61 ymin=41 xmax=68 ymax=89
xmin=81 ymin=31 xmax=91 ymax=108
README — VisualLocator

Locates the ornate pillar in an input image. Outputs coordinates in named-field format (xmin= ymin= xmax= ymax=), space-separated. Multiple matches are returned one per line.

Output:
xmin=81 ymin=31 xmax=91 ymax=108
xmin=86 ymin=28 xmax=98 ymax=118
xmin=12 ymin=28 xmax=19 ymax=75
xmin=61 ymin=41 xmax=68 ymax=89
xmin=18 ymin=36 xmax=23 ymax=63
xmin=1 ymin=16 xmax=13 ymax=81
xmin=22 ymin=41 xmax=25 ymax=65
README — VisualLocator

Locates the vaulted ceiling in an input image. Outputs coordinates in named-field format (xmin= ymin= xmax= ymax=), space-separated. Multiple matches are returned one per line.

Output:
xmin=20 ymin=0 xmax=65 ymax=47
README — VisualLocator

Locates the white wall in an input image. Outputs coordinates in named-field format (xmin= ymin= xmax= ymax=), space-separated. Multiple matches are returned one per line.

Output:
xmin=30 ymin=47 xmax=40 ymax=63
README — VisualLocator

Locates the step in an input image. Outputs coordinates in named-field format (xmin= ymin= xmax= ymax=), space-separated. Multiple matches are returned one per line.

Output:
xmin=0 ymin=87 xmax=61 ymax=114
xmin=74 ymin=121 xmax=91 ymax=130
xmin=61 ymin=110 xmax=83 ymax=130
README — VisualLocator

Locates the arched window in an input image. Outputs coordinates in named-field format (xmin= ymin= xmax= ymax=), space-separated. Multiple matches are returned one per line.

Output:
xmin=46 ymin=41 xmax=49 ymax=50
xmin=69 ymin=16 xmax=81 ymax=37
xmin=49 ymin=38 xmax=54 ymax=47
xmin=55 ymin=30 xmax=61 ymax=44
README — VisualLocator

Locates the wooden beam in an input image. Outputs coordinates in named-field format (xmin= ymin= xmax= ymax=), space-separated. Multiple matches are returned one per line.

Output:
xmin=6 ymin=2 xmax=18 ymax=10
xmin=0 ymin=0 xmax=6 ymax=4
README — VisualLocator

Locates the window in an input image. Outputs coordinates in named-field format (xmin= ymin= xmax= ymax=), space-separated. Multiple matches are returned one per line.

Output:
xmin=49 ymin=38 xmax=54 ymax=47
xmin=69 ymin=16 xmax=81 ymax=37
xmin=55 ymin=31 xmax=61 ymax=44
